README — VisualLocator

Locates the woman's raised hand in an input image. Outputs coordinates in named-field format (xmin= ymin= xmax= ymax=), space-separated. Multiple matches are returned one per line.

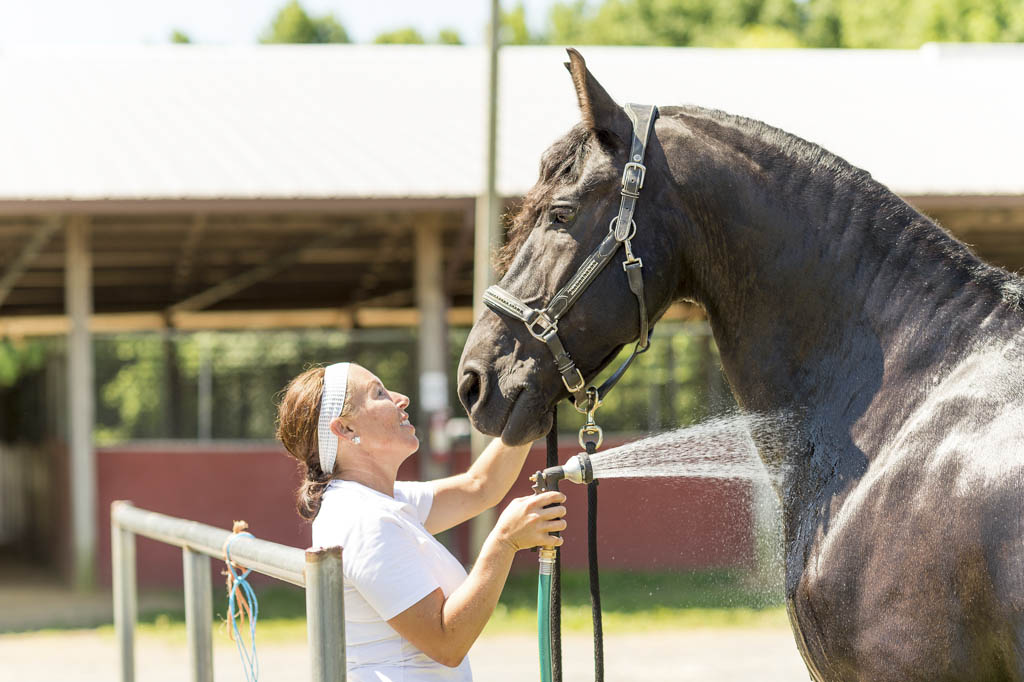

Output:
xmin=495 ymin=491 xmax=568 ymax=552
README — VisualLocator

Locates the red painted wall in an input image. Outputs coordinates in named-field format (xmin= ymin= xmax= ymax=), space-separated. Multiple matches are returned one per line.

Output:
xmin=96 ymin=440 xmax=752 ymax=588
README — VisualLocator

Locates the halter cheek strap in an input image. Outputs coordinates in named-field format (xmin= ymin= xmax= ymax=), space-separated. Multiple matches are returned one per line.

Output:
xmin=483 ymin=103 xmax=659 ymax=411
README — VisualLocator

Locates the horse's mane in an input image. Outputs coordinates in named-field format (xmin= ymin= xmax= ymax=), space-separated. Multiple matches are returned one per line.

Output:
xmin=500 ymin=105 xmax=1024 ymax=310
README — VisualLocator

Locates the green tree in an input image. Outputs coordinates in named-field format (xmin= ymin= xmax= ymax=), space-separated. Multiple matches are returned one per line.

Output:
xmin=501 ymin=2 xmax=539 ymax=44
xmin=170 ymin=29 xmax=192 ymax=44
xmin=0 ymin=340 xmax=46 ymax=387
xmin=260 ymin=1 xmax=350 ymax=44
xmin=374 ymin=27 xmax=426 ymax=44
xmin=437 ymin=28 xmax=464 ymax=45
xmin=546 ymin=0 xmax=805 ymax=47
xmin=836 ymin=0 xmax=1024 ymax=47
xmin=543 ymin=0 xmax=1024 ymax=49
xmin=802 ymin=0 xmax=843 ymax=47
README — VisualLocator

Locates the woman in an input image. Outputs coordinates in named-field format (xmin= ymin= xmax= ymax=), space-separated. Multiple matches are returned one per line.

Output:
xmin=276 ymin=361 xmax=567 ymax=680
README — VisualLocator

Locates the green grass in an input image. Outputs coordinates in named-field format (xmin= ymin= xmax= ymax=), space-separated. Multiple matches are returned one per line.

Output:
xmin=485 ymin=569 xmax=787 ymax=633
xmin=501 ymin=569 xmax=782 ymax=612
xmin=103 ymin=569 xmax=787 ymax=643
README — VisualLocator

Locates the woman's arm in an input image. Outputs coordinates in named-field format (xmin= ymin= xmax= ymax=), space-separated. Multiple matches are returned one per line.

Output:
xmin=424 ymin=437 xmax=533 ymax=535
xmin=388 ymin=491 xmax=566 ymax=667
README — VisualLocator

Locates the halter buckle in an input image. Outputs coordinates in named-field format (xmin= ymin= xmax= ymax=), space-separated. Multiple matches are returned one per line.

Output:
xmin=562 ymin=367 xmax=585 ymax=394
xmin=622 ymin=161 xmax=646 ymax=193
xmin=526 ymin=311 xmax=558 ymax=341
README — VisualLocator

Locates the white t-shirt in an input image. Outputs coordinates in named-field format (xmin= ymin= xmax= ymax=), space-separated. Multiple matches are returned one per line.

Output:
xmin=312 ymin=479 xmax=472 ymax=682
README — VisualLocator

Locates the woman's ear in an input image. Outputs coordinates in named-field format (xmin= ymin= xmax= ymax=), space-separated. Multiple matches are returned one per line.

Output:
xmin=330 ymin=416 xmax=356 ymax=442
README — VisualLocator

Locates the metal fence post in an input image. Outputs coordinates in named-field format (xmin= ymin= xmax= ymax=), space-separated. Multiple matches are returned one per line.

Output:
xmin=183 ymin=547 xmax=214 ymax=682
xmin=305 ymin=547 xmax=345 ymax=681
xmin=111 ymin=501 xmax=137 ymax=682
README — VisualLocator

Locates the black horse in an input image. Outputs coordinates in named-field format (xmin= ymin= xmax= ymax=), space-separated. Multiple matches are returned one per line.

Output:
xmin=458 ymin=49 xmax=1024 ymax=680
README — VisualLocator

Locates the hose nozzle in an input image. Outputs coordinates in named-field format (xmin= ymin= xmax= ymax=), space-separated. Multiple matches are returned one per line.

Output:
xmin=560 ymin=452 xmax=594 ymax=485
xmin=530 ymin=452 xmax=594 ymax=494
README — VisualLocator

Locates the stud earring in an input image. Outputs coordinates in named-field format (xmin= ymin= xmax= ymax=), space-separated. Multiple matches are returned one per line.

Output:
xmin=352 ymin=436 xmax=361 ymax=445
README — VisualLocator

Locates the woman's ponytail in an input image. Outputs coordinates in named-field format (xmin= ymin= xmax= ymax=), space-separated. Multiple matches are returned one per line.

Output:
xmin=276 ymin=366 xmax=338 ymax=521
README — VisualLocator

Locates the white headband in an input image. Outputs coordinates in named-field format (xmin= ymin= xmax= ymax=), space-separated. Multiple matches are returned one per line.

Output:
xmin=317 ymin=362 xmax=351 ymax=476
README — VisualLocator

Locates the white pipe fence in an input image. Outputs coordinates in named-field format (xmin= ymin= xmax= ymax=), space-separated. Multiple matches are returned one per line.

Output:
xmin=111 ymin=501 xmax=345 ymax=682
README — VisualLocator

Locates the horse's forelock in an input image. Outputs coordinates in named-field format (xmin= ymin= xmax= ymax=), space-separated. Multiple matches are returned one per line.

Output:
xmin=495 ymin=126 xmax=596 ymax=275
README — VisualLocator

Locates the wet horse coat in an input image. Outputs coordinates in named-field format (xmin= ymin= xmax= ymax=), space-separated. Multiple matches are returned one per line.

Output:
xmin=457 ymin=50 xmax=1024 ymax=680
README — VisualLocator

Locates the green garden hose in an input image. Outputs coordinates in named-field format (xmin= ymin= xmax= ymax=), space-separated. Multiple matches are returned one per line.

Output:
xmin=537 ymin=560 xmax=554 ymax=682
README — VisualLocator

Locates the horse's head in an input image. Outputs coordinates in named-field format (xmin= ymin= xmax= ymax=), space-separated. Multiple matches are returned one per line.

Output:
xmin=457 ymin=50 xmax=686 ymax=444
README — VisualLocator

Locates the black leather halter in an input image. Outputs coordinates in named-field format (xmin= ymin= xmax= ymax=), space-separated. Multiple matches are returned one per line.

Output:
xmin=484 ymin=103 xmax=659 ymax=432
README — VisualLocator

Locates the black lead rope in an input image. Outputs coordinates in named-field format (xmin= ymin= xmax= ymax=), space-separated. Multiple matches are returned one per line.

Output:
xmin=586 ymin=440 xmax=605 ymax=682
xmin=546 ymin=409 xmax=563 ymax=682
xmin=548 ymin=406 xmax=605 ymax=682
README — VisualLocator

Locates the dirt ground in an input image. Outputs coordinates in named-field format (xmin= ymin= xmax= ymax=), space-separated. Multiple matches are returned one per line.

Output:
xmin=0 ymin=627 xmax=810 ymax=681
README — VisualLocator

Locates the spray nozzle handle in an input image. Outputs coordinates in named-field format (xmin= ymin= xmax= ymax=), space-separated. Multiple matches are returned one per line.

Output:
xmin=531 ymin=468 xmax=564 ymax=494
xmin=530 ymin=468 xmax=566 ymax=548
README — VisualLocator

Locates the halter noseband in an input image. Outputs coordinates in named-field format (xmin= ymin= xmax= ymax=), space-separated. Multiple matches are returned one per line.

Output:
xmin=483 ymin=103 xmax=659 ymax=439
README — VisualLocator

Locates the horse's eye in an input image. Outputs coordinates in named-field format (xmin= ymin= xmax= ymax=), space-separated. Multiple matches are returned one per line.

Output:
xmin=551 ymin=206 xmax=577 ymax=224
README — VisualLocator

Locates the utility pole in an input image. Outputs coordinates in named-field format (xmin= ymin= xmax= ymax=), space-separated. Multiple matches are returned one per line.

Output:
xmin=469 ymin=0 xmax=504 ymax=559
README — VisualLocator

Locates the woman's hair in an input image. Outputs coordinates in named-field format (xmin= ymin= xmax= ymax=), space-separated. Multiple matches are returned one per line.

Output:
xmin=276 ymin=366 xmax=355 ymax=521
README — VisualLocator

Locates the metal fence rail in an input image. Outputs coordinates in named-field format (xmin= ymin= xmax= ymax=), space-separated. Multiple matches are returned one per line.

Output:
xmin=111 ymin=500 xmax=345 ymax=682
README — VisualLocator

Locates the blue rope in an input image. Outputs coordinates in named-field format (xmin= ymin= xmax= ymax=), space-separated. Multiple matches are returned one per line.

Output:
xmin=224 ymin=531 xmax=259 ymax=682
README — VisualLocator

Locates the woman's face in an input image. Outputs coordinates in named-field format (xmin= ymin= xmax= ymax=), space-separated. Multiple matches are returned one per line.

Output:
xmin=345 ymin=365 xmax=419 ymax=461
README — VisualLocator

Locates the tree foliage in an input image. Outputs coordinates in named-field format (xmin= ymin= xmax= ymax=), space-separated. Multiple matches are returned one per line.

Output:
xmin=260 ymin=0 xmax=350 ymax=44
xmin=501 ymin=2 xmax=540 ymax=44
xmin=539 ymin=0 xmax=1024 ymax=48
xmin=374 ymin=27 xmax=427 ymax=44
xmin=437 ymin=28 xmax=464 ymax=45
xmin=256 ymin=0 xmax=1022 ymax=49
xmin=0 ymin=340 xmax=46 ymax=388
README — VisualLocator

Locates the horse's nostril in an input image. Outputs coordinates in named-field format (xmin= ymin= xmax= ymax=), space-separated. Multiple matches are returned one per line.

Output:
xmin=458 ymin=367 xmax=485 ymax=413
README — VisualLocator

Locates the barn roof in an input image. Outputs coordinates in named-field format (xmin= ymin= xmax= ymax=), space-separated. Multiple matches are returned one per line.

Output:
xmin=1 ymin=43 xmax=1022 ymax=205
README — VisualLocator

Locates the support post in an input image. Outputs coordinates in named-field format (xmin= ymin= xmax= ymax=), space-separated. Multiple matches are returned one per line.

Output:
xmin=197 ymin=333 xmax=213 ymax=440
xmin=66 ymin=215 xmax=96 ymax=590
xmin=183 ymin=547 xmax=214 ymax=682
xmin=415 ymin=218 xmax=450 ymax=482
xmin=111 ymin=504 xmax=137 ymax=682
xmin=305 ymin=547 xmax=346 ymax=682
xmin=469 ymin=0 xmax=504 ymax=560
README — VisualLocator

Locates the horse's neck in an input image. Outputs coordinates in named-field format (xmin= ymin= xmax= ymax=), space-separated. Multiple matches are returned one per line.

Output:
xmin=693 ymin=161 xmax=1006 ymax=439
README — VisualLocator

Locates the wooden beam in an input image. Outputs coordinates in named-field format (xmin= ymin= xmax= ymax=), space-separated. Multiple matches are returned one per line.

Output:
xmin=349 ymin=223 xmax=414 ymax=303
xmin=0 ymin=216 xmax=62 ymax=310
xmin=172 ymin=214 xmax=207 ymax=295
xmin=905 ymin=195 xmax=1024 ymax=212
xmin=166 ymin=226 xmax=356 ymax=314
xmin=32 ymin=245 xmax=425 ymax=270
xmin=0 ymin=306 xmax=483 ymax=337
xmin=0 ymin=197 xmax=477 ymax=217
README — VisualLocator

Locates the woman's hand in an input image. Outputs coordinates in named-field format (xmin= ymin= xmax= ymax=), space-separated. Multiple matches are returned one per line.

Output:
xmin=494 ymin=491 xmax=567 ymax=552
xmin=389 ymin=490 xmax=567 ymax=667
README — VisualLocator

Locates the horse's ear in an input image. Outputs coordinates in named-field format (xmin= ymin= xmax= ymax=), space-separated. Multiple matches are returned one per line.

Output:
xmin=564 ymin=48 xmax=629 ymax=138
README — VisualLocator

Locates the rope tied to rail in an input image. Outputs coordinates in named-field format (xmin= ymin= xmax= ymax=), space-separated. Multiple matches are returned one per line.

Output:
xmin=223 ymin=520 xmax=260 ymax=682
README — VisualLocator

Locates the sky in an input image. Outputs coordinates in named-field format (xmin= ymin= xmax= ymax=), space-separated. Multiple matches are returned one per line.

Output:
xmin=0 ymin=0 xmax=556 ymax=47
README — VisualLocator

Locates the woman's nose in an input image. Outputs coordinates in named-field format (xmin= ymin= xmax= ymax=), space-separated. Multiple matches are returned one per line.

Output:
xmin=393 ymin=392 xmax=410 ymax=409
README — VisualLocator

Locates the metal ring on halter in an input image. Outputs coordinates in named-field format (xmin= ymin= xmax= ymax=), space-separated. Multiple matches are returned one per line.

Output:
xmin=608 ymin=217 xmax=637 ymax=242
xmin=578 ymin=424 xmax=604 ymax=450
